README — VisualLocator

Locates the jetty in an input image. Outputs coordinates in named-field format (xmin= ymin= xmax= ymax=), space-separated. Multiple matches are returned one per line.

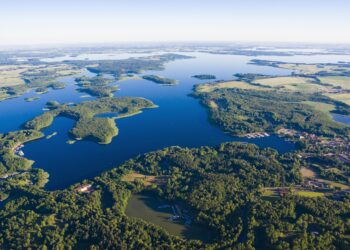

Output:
xmin=244 ymin=132 xmax=270 ymax=139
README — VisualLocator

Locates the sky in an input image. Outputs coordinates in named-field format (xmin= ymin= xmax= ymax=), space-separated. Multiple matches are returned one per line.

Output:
xmin=0 ymin=0 xmax=350 ymax=45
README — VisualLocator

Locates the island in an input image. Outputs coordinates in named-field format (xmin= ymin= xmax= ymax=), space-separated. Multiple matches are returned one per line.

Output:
xmin=24 ymin=96 xmax=40 ymax=102
xmin=48 ymin=82 xmax=66 ymax=90
xmin=192 ymin=74 xmax=216 ymax=80
xmin=35 ymin=87 xmax=49 ymax=94
xmin=142 ymin=75 xmax=177 ymax=85
xmin=24 ymin=97 xmax=157 ymax=144
xmin=67 ymin=53 xmax=193 ymax=77
xmin=75 ymin=76 xmax=118 ymax=98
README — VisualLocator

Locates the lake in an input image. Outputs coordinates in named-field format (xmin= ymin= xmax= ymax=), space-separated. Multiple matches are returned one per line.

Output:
xmin=332 ymin=113 xmax=350 ymax=125
xmin=2 ymin=52 xmax=340 ymax=190
xmin=125 ymin=192 xmax=214 ymax=242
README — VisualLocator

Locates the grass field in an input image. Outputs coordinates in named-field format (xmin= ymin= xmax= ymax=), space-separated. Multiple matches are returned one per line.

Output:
xmin=262 ymin=186 xmax=327 ymax=199
xmin=196 ymin=81 xmax=265 ymax=93
xmin=299 ymin=167 xmax=350 ymax=190
xmin=0 ymin=65 xmax=31 ymax=86
xmin=318 ymin=76 xmax=350 ymax=90
xmin=253 ymin=76 xmax=326 ymax=93
xmin=277 ymin=63 xmax=346 ymax=75
xmin=208 ymin=100 xmax=219 ymax=109
xmin=300 ymin=167 xmax=317 ymax=178
xmin=295 ymin=191 xmax=325 ymax=198
xmin=121 ymin=172 xmax=167 ymax=187
xmin=261 ymin=188 xmax=280 ymax=197
xmin=325 ymin=93 xmax=350 ymax=105
xmin=254 ymin=76 xmax=312 ymax=86
xmin=0 ymin=64 xmax=81 ymax=87
xmin=302 ymin=101 xmax=336 ymax=117
xmin=317 ymin=179 xmax=350 ymax=190
xmin=277 ymin=63 xmax=324 ymax=74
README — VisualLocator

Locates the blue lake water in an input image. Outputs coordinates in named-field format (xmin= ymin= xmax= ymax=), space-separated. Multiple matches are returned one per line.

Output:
xmin=2 ymin=52 xmax=342 ymax=190
xmin=332 ymin=113 xmax=350 ymax=125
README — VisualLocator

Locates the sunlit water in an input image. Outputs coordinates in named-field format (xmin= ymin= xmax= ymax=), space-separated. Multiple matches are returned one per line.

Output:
xmin=2 ymin=52 xmax=349 ymax=189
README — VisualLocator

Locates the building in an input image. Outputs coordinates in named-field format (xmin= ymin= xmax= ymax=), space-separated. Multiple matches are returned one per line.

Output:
xmin=75 ymin=184 xmax=93 ymax=193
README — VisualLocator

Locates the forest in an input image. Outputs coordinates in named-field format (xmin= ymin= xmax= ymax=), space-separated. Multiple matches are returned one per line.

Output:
xmin=0 ymin=142 xmax=349 ymax=249
xmin=192 ymin=74 xmax=216 ymax=80
xmin=75 ymin=76 xmax=118 ymax=97
xmin=193 ymin=87 xmax=350 ymax=138
xmin=142 ymin=75 xmax=177 ymax=85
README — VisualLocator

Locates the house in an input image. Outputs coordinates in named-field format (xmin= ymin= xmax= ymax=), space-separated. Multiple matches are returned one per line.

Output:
xmin=306 ymin=180 xmax=328 ymax=189
xmin=75 ymin=184 xmax=93 ymax=193
xmin=277 ymin=188 xmax=290 ymax=197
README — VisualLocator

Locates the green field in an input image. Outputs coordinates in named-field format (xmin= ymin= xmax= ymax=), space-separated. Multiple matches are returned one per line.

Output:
xmin=275 ymin=63 xmax=348 ymax=75
xmin=318 ymin=76 xmax=350 ymax=90
xmin=295 ymin=191 xmax=325 ymax=198
xmin=325 ymin=93 xmax=350 ymax=105
xmin=253 ymin=76 xmax=326 ymax=93
xmin=302 ymin=101 xmax=336 ymax=117
xmin=195 ymin=80 xmax=265 ymax=93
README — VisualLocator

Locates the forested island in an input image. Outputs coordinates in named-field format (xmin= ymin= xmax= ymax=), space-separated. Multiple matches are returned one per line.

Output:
xmin=67 ymin=53 xmax=193 ymax=78
xmin=142 ymin=75 xmax=177 ymax=85
xmin=24 ymin=97 xmax=157 ymax=144
xmin=192 ymin=74 xmax=216 ymax=80
xmin=75 ymin=76 xmax=118 ymax=97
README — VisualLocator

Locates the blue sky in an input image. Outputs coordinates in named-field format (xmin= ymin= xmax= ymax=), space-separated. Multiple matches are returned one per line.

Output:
xmin=0 ymin=0 xmax=349 ymax=45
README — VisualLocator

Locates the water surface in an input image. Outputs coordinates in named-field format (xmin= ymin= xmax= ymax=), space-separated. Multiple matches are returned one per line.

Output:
xmin=126 ymin=192 xmax=214 ymax=242
xmin=332 ymin=113 xmax=350 ymax=125
xmin=3 ymin=52 xmax=342 ymax=189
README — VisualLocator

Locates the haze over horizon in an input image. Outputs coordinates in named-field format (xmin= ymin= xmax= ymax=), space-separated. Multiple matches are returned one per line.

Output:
xmin=0 ymin=0 xmax=350 ymax=45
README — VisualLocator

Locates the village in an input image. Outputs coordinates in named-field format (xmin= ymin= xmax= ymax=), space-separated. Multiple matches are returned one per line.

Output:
xmin=263 ymin=177 xmax=350 ymax=200
xmin=277 ymin=127 xmax=350 ymax=165
xmin=13 ymin=144 xmax=25 ymax=157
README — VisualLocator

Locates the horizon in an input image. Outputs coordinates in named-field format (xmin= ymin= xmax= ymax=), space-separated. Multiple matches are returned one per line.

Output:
xmin=1 ymin=0 xmax=350 ymax=45
xmin=1 ymin=41 xmax=350 ymax=51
